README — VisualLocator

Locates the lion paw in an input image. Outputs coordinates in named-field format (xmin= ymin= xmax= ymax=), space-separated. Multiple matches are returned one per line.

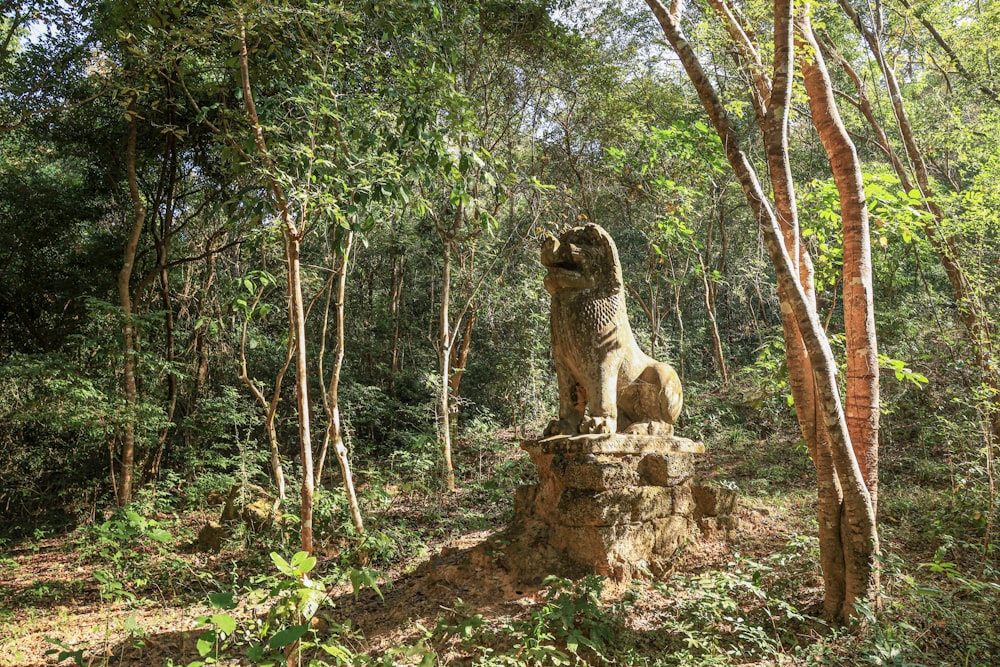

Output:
xmin=623 ymin=421 xmax=674 ymax=436
xmin=544 ymin=418 xmax=578 ymax=437
xmin=579 ymin=416 xmax=615 ymax=434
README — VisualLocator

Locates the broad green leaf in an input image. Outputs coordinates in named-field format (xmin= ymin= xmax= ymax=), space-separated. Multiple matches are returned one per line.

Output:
xmin=211 ymin=613 xmax=236 ymax=635
xmin=290 ymin=551 xmax=316 ymax=575
xmin=209 ymin=592 xmax=236 ymax=610
xmin=270 ymin=552 xmax=295 ymax=577
xmin=196 ymin=630 xmax=216 ymax=657
xmin=268 ymin=624 xmax=309 ymax=649
xmin=147 ymin=528 xmax=172 ymax=543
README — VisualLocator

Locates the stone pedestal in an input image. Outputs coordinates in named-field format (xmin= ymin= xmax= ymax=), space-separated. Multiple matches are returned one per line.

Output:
xmin=512 ymin=434 xmax=705 ymax=582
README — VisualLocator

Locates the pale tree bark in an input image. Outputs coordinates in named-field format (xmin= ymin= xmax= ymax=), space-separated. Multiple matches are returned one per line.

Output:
xmin=432 ymin=207 xmax=532 ymax=492
xmin=238 ymin=16 xmax=314 ymax=554
xmin=388 ymin=236 xmax=406 ymax=379
xmin=117 ymin=98 xmax=145 ymax=507
xmin=437 ymin=231 xmax=458 ymax=492
xmin=237 ymin=283 xmax=290 ymax=507
xmin=696 ymin=253 xmax=729 ymax=386
xmin=708 ymin=0 xmax=820 ymax=445
xmin=145 ymin=123 xmax=179 ymax=484
xmin=699 ymin=202 xmax=729 ymax=385
xmin=193 ymin=234 xmax=220 ymax=403
xmin=644 ymin=0 xmax=879 ymax=622
xmin=316 ymin=231 xmax=364 ymax=534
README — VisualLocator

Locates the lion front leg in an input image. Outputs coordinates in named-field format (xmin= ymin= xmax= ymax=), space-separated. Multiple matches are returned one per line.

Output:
xmin=544 ymin=370 xmax=585 ymax=436
xmin=578 ymin=365 xmax=617 ymax=434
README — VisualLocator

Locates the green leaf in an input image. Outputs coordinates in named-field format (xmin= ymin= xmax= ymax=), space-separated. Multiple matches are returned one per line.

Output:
xmin=147 ymin=528 xmax=172 ymax=543
xmin=196 ymin=630 xmax=216 ymax=657
xmin=211 ymin=613 xmax=236 ymax=635
xmin=246 ymin=643 xmax=266 ymax=661
xmin=209 ymin=592 xmax=236 ymax=610
xmin=348 ymin=568 xmax=383 ymax=600
xmin=320 ymin=643 xmax=354 ymax=660
xmin=290 ymin=551 xmax=317 ymax=575
xmin=268 ymin=624 xmax=309 ymax=649
xmin=270 ymin=552 xmax=295 ymax=577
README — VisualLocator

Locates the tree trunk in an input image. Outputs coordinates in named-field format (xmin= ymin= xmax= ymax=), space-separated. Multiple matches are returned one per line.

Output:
xmin=449 ymin=310 xmax=476 ymax=403
xmin=798 ymin=16 xmax=880 ymax=515
xmin=193 ymin=236 xmax=218 ymax=403
xmin=697 ymin=253 xmax=729 ymax=385
xmin=117 ymin=100 xmax=145 ymax=507
xmin=838 ymin=0 xmax=1000 ymax=450
xmin=238 ymin=16 xmax=312 ymax=551
xmin=319 ymin=230 xmax=364 ymax=534
xmin=284 ymin=232 xmax=315 ymax=554
xmin=438 ymin=235 xmax=457 ymax=492
xmin=146 ymin=241 xmax=176 ymax=483
xmin=145 ymin=128 xmax=179 ymax=484
xmin=389 ymin=238 xmax=405 ymax=379
xmin=237 ymin=287 xmax=290 ymax=506
xmin=644 ymin=0 xmax=879 ymax=622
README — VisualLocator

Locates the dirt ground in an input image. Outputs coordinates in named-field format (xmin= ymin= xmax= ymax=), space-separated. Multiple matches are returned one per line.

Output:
xmin=0 ymin=486 xmax=810 ymax=667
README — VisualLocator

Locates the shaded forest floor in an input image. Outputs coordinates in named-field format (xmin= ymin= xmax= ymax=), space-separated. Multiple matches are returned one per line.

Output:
xmin=2 ymin=427 xmax=998 ymax=666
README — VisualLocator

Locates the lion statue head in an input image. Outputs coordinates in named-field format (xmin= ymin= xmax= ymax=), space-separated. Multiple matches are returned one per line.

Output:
xmin=541 ymin=224 xmax=624 ymax=297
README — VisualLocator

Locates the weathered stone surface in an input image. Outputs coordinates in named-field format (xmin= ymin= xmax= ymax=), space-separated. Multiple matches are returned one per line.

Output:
xmin=638 ymin=452 xmax=695 ymax=486
xmin=552 ymin=454 xmax=640 ymax=490
xmin=556 ymin=487 xmax=676 ymax=526
xmin=513 ymin=485 xmax=538 ymax=517
xmin=540 ymin=224 xmax=683 ymax=437
xmin=510 ymin=429 xmax=709 ymax=582
xmin=551 ymin=522 xmax=657 ymax=576
xmin=523 ymin=433 xmax=704 ymax=457
xmin=671 ymin=485 xmax=695 ymax=516
xmin=692 ymin=484 xmax=739 ymax=518
xmin=652 ymin=515 xmax=696 ymax=553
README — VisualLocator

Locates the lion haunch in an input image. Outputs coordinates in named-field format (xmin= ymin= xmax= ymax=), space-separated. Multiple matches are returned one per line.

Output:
xmin=541 ymin=223 xmax=682 ymax=436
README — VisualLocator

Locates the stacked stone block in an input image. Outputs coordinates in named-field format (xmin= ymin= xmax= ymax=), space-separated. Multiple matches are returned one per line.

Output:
xmin=515 ymin=433 xmax=706 ymax=582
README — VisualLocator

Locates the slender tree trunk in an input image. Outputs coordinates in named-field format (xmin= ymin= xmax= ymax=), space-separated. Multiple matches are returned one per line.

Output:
xmin=238 ymin=16 xmax=312 ymax=551
xmin=839 ymin=0 xmax=1000 ymax=450
xmin=117 ymin=101 xmax=145 ymax=507
xmin=319 ymin=231 xmax=364 ymax=534
xmin=238 ymin=287 xmax=290 ymax=506
xmin=389 ymin=239 xmax=405 ymax=379
xmin=284 ymin=233 xmax=315 ymax=554
xmin=798 ymin=15 xmax=880 ymax=515
xmin=697 ymin=254 xmax=729 ymax=385
xmin=147 ymin=242 xmax=176 ymax=482
xmin=193 ymin=237 xmax=218 ymax=402
xmin=449 ymin=310 xmax=476 ymax=402
xmin=666 ymin=253 xmax=686 ymax=381
xmin=146 ymin=131 xmax=179 ymax=484
xmin=438 ymin=235 xmax=457 ymax=492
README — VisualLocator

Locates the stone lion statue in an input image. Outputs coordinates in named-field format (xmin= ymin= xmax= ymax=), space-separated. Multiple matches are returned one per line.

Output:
xmin=541 ymin=223 xmax=682 ymax=436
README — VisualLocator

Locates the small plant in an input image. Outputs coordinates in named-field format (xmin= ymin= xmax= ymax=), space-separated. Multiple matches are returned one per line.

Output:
xmin=77 ymin=509 xmax=174 ymax=604
xmin=180 ymin=551 xmax=388 ymax=666
xmin=436 ymin=575 xmax=629 ymax=665
xmin=43 ymin=637 xmax=85 ymax=667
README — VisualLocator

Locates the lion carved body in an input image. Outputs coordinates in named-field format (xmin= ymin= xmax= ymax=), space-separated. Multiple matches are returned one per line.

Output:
xmin=542 ymin=224 xmax=682 ymax=436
